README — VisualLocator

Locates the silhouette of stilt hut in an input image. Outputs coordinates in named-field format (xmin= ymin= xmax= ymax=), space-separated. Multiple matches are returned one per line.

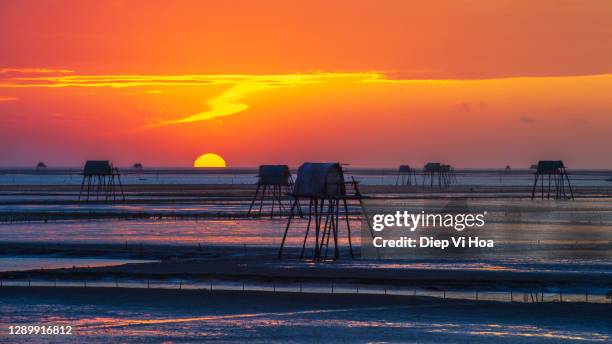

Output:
xmin=247 ymin=165 xmax=295 ymax=218
xmin=278 ymin=163 xmax=361 ymax=261
xmin=36 ymin=162 xmax=47 ymax=170
xmin=422 ymin=162 xmax=456 ymax=188
xmin=396 ymin=165 xmax=416 ymax=185
xmin=78 ymin=160 xmax=125 ymax=202
xmin=531 ymin=160 xmax=574 ymax=200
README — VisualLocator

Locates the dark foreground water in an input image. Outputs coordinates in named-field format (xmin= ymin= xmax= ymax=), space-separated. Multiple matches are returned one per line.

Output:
xmin=0 ymin=288 xmax=610 ymax=343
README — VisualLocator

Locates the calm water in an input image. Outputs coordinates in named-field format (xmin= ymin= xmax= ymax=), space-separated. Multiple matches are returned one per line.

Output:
xmin=0 ymin=171 xmax=610 ymax=341
xmin=0 ymin=172 xmax=610 ymax=292
xmin=0 ymin=289 xmax=609 ymax=343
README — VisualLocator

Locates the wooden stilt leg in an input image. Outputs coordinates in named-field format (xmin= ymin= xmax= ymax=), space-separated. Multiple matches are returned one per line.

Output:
xmin=79 ymin=176 xmax=86 ymax=201
xmin=86 ymin=177 xmax=91 ymax=201
xmin=343 ymin=199 xmax=354 ymax=259
xmin=314 ymin=199 xmax=324 ymax=260
xmin=322 ymin=201 xmax=334 ymax=260
xmin=116 ymin=170 xmax=125 ymax=201
xmin=541 ymin=173 xmax=544 ymax=199
xmin=531 ymin=174 xmax=538 ymax=199
xmin=278 ymin=198 xmax=297 ymax=259
xmin=247 ymin=185 xmax=260 ymax=217
xmin=333 ymin=199 xmax=340 ymax=260
xmin=270 ymin=186 xmax=276 ymax=219
xmin=300 ymin=199 xmax=313 ymax=258
xmin=258 ymin=185 xmax=267 ymax=217
xmin=276 ymin=186 xmax=285 ymax=214
xmin=320 ymin=200 xmax=332 ymax=255
xmin=565 ymin=173 xmax=574 ymax=200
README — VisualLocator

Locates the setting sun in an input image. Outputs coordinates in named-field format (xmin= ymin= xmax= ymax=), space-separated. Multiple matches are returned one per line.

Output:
xmin=194 ymin=153 xmax=226 ymax=168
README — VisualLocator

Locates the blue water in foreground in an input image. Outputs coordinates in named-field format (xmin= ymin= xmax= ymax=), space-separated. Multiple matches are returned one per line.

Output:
xmin=0 ymin=288 xmax=610 ymax=343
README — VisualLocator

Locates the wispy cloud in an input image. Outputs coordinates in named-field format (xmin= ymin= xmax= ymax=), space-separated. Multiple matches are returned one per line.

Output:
xmin=0 ymin=68 xmax=73 ymax=75
xmin=147 ymin=74 xmax=381 ymax=127
xmin=2 ymin=69 xmax=611 ymax=127
xmin=0 ymin=96 xmax=18 ymax=103
xmin=0 ymin=70 xmax=386 ymax=126
xmin=519 ymin=116 xmax=536 ymax=124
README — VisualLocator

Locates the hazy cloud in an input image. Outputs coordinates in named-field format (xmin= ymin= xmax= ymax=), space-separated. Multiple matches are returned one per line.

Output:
xmin=570 ymin=118 xmax=590 ymax=126
xmin=457 ymin=102 xmax=471 ymax=112
xmin=0 ymin=96 xmax=18 ymax=102
xmin=519 ymin=117 xmax=536 ymax=124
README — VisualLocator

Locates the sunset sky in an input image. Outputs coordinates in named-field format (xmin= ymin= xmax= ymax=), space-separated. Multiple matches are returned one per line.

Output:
xmin=1 ymin=0 xmax=611 ymax=168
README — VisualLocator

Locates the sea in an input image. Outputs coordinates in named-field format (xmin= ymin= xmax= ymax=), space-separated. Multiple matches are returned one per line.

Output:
xmin=0 ymin=168 xmax=610 ymax=342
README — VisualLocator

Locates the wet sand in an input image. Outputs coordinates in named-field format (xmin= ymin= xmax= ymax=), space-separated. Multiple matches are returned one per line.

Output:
xmin=1 ymin=244 xmax=610 ymax=298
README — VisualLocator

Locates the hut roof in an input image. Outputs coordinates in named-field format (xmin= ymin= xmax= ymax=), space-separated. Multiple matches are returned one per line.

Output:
xmin=293 ymin=162 xmax=346 ymax=198
xmin=36 ymin=162 xmax=47 ymax=169
xmin=83 ymin=160 xmax=113 ymax=176
xmin=133 ymin=163 xmax=143 ymax=169
xmin=424 ymin=162 xmax=453 ymax=172
xmin=424 ymin=162 xmax=441 ymax=172
xmin=258 ymin=165 xmax=291 ymax=186
xmin=536 ymin=160 xmax=565 ymax=174
xmin=398 ymin=165 xmax=412 ymax=172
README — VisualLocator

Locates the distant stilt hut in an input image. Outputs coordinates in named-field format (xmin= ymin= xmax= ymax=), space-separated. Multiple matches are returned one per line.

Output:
xmin=132 ymin=163 xmax=143 ymax=169
xmin=422 ymin=162 xmax=456 ymax=188
xmin=531 ymin=160 xmax=574 ymax=200
xmin=278 ymin=163 xmax=363 ymax=261
xmin=78 ymin=160 xmax=125 ymax=202
xmin=247 ymin=165 xmax=295 ymax=218
xmin=36 ymin=162 xmax=47 ymax=170
xmin=395 ymin=165 xmax=417 ymax=186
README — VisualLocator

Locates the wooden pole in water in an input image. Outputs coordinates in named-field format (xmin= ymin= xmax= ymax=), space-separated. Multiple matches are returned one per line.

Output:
xmin=300 ymin=199 xmax=313 ymax=259
xmin=247 ymin=184 xmax=260 ymax=217
xmin=278 ymin=199 xmax=297 ymax=258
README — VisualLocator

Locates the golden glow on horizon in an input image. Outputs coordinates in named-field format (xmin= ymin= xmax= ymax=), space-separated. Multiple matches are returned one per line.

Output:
xmin=194 ymin=153 xmax=227 ymax=168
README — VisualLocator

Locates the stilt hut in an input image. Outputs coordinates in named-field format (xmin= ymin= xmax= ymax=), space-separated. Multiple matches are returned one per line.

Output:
xmin=422 ymin=162 xmax=456 ymax=188
xmin=132 ymin=163 xmax=143 ymax=169
xmin=247 ymin=165 xmax=295 ymax=218
xmin=36 ymin=162 xmax=47 ymax=170
xmin=531 ymin=160 xmax=574 ymax=200
xmin=396 ymin=165 xmax=416 ymax=186
xmin=278 ymin=162 xmax=362 ymax=261
xmin=78 ymin=160 xmax=125 ymax=202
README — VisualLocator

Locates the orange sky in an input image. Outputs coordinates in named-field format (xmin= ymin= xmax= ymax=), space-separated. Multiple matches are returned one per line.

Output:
xmin=1 ymin=1 xmax=611 ymax=168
